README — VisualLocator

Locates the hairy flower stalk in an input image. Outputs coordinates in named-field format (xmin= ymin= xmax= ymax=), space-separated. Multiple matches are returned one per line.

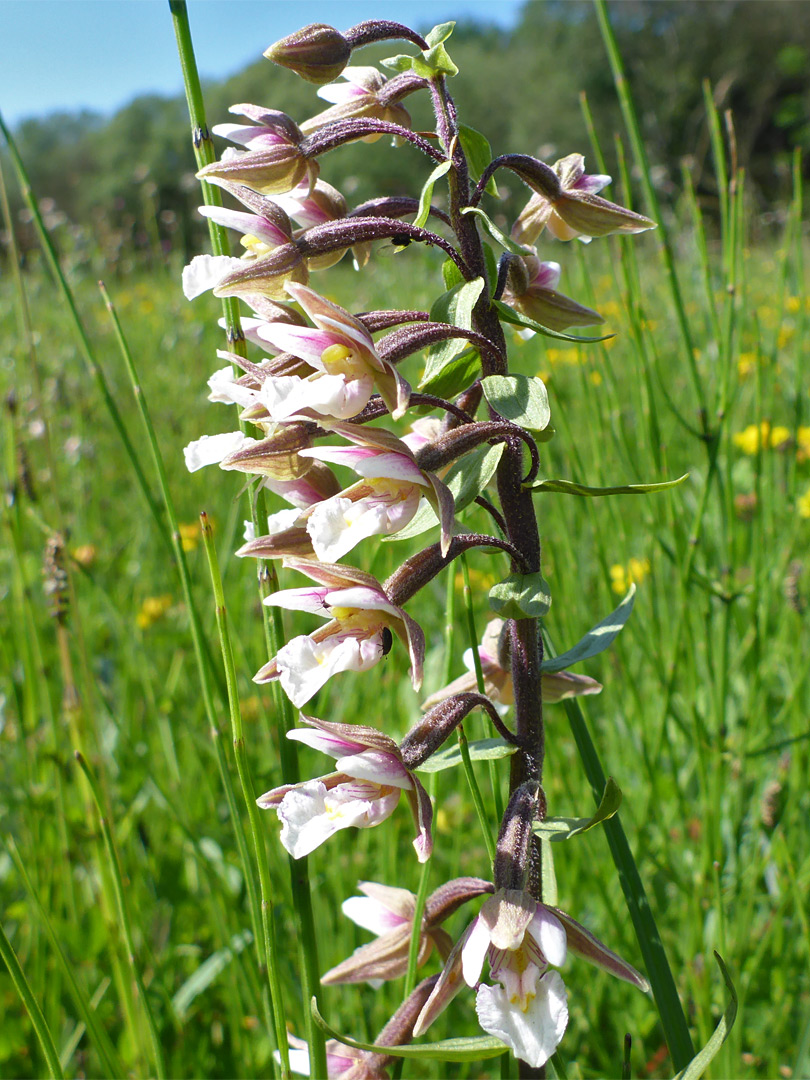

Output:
xmin=182 ymin=17 xmax=656 ymax=1073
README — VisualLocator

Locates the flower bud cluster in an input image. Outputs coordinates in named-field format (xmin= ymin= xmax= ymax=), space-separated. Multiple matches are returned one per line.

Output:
xmin=183 ymin=17 xmax=655 ymax=1073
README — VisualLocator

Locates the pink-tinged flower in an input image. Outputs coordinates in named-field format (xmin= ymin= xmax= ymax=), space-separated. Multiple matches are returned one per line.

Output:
xmin=251 ymin=282 xmax=410 ymax=421
xmin=255 ymin=558 xmax=424 ymax=706
xmin=274 ymin=178 xmax=371 ymax=270
xmin=502 ymin=256 xmax=604 ymax=333
xmin=280 ymin=1032 xmax=381 ymax=1078
xmin=257 ymin=717 xmax=433 ymax=861
xmin=420 ymin=618 xmax=602 ymax=712
xmin=198 ymin=104 xmax=318 ymax=196
xmin=300 ymin=67 xmax=412 ymax=140
xmin=512 ymin=153 xmax=654 ymax=245
xmin=238 ymin=422 xmax=455 ymax=562
xmin=322 ymin=882 xmax=453 ymax=986
xmin=415 ymin=889 xmax=649 ymax=1068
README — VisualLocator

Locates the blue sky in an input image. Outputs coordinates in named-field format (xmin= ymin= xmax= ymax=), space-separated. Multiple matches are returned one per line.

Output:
xmin=1 ymin=1 xmax=525 ymax=129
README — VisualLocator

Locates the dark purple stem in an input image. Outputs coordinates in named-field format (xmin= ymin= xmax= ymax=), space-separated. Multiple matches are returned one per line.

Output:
xmin=343 ymin=19 xmax=429 ymax=52
xmin=302 ymin=119 xmax=445 ymax=164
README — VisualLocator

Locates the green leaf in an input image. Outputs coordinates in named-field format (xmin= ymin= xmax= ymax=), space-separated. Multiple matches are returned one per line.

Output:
xmin=458 ymin=124 xmax=498 ymax=196
xmin=533 ymin=778 xmax=623 ymax=841
xmin=540 ymin=837 xmax=558 ymax=905
xmin=311 ymin=997 xmax=507 ymax=1062
xmin=442 ymin=258 xmax=464 ymax=290
xmin=489 ymin=572 xmax=552 ymax=619
xmin=528 ymin=474 xmax=690 ymax=496
xmin=461 ymin=204 xmax=531 ymax=255
xmin=673 ymin=953 xmax=737 ymax=1080
xmin=413 ymin=158 xmax=453 ymax=229
xmin=413 ymin=42 xmax=458 ymax=78
xmin=172 ymin=932 xmax=253 ymax=1020
xmin=425 ymin=21 xmax=455 ymax=47
xmin=380 ymin=53 xmax=414 ymax=73
xmin=383 ymin=442 xmax=504 ymax=543
xmin=494 ymin=298 xmax=615 ymax=344
xmin=422 ymin=277 xmax=485 ymax=372
xmin=416 ymin=736 xmax=517 ymax=774
xmin=419 ymin=347 xmax=481 ymax=398
xmin=541 ymin=586 xmax=635 ymax=673
xmin=481 ymin=374 xmax=551 ymax=433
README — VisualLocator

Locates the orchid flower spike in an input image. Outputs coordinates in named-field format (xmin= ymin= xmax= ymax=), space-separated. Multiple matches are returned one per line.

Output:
xmin=257 ymin=716 xmax=433 ymax=861
xmin=512 ymin=153 xmax=655 ymax=245
xmin=420 ymin=618 xmax=602 ymax=713
xmin=254 ymin=557 xmax=424 ymax=707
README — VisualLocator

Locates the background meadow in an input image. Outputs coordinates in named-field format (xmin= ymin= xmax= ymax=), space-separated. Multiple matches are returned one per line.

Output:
xmin=1 ymin=3 xmax=809 ymax=1078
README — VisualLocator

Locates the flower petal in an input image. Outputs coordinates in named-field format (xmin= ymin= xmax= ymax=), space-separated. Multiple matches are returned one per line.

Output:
xmin=475 ymin=970 xmax=568 ymax=1068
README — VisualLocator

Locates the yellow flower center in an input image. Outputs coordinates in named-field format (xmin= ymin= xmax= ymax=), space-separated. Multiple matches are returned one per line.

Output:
xmin=320 ymin=342 xmax=366 ymax=379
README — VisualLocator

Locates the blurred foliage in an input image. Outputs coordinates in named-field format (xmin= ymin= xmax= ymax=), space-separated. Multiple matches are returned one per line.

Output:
xmin=2 ymin=0 xmax=809 ymax=270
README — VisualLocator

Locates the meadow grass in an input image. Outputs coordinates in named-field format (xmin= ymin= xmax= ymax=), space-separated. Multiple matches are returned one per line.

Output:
xmin=1 ymin=141 xmax=809 ymax=1080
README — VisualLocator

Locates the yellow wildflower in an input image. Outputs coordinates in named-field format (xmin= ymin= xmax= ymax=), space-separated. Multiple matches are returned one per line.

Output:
xmin=737 ymin=352 xmax=758 ymax=379
xmin=610 ymin=557 xmax=651 ymax=595
xmin=589 ymin=369 xmax=603 ymax=386
xmin=136 ymin=594 xmax=173 ymax=630
xmin=777 ymin=326 xmax=795 ymax=349
xmin=799 ymin=485 xmax=810 ymax=520
xmin=786 ymin=296 xmax=801 ymax=314
xmin=733 ymin=421 xmax=791 ymax=455
xmin=72 ymin=544 xmax=97 ymax=567
xmin=178 ymin=522 xmax=201 ymax=552
xmin=796 ymin=427 xmax=810 ymax=463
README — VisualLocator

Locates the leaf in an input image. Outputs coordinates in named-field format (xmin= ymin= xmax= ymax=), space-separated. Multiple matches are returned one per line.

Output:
xmin=442 ymin=258 xmax=464 ymax=291
xmin=384 ymin=442 xmax=504 ymax=542
xmin=458 ymin=124 xmax=498 ymax=196
xmin=481 ymin=374 xmax=551 ymax=433
xmin=489 ymin=572 xmax=552 ymax=619
xmin=528 ymin=474 xmax=689 ymax=496
xmin=312 ymin=996 xmax=507 ymax=1061
xmin=541 ymin=586 xmax=635 ymax=673
xmin=540 ymin=837 xmax=558 ymax=905
xmin=419 ymin=347 xmax=481 ymax=398
xmin=494 ymin=298 xmax=615 ymax=344
xmin=416 ymin=736 xmax=517 ymax=774
xmin=673 ymin=953 xmax=737 ymax=1080
xmin=380 ymin=54 xmax=414 ymax=73
xmin=413 ymin=157 xmax=453 ymax=229
xmin=461 ymin=205 xmax=532 ymax=255
xmin=533 ymin=778 xmax=623 ymax=842
xmin=425 ymin=21 xmax=455 ymax=47
xmin=422 ymin=277 xmax=485 ymax=373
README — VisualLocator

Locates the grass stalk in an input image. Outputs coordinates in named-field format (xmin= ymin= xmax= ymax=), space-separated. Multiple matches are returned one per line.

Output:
xmin=0 ymin=920 xmax=64 ymax=1079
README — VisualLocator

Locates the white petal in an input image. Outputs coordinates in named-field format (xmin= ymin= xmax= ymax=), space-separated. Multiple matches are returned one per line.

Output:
xmin=530 ymin=907 xmax=567 ymax=968
xmin=462 ymin=916 xmax=491 ymax=987
xmin=181 ymin=254 xmax=245 ymax=299
xmin=475 ymin=970 xmax=568 ymax=1068
xmin=277 ymin=781 xmax=340 ymax=857
xmin=184 ymin=431 xmax=250 ymax=472
xmin=307 ymin=498 xmax=390 ymax=563
xmin=264 ymin=507 xmax=305 ymax=534
xmin=275 ymin=633 xmax=381 ymax=707
xmin=341 ymin=896 xmax=405 ymax=935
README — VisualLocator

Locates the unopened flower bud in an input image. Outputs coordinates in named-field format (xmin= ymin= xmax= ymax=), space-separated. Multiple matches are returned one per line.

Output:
xmin=494 ymin=781 xmax=540 ymax=891
xmin=264 ymin=24 xmax=352 ymax=85
xmin=197 ymin=143 xmax=316 ymax=197
xmin=219 ymin=422 xmax=317 ymax=480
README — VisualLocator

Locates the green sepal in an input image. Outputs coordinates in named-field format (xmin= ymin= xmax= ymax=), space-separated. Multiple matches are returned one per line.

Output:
xmin=481 ymin=373 xmax=551 ymax=433
xmin=380 ymin=53 xmax=414 ymax=73
xmin=416 ymin=736 xmax=517 ymax=774
xmin=413 ymin=41 xmax=458 ymax=79
xmin=673 ymin=953 xmax=737 ymax=1080
xmin=383 ymin=442 xmax=504 ymax=543
xmin=489 ymin=572 xmax=552 ymax=619
xmin=311 ymin=996 xmax=507 ymax=1061
xmin=425 ymin=21 xmax=455 ymax=47
xmin=414 ymin=157 xmax=453 ymax=228
xmin=458 ymin=124 xmax=499 ymax=196
xmin=461 ymin=204 xmax=532 ymax=255
xmin=541 ymin=586 xmax=635 ymax=673
xmin=494 ymin=298 xmax=615 ymax=344
xmin=419 ymin=346 xmax=481 ymax=399
xmin=527 ymin=473 xmax=690 ymax=496
xmin=533 ymin=777 xmax=622 ymax=842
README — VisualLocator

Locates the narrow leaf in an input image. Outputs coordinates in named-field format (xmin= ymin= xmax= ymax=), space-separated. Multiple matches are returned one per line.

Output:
xmin=529 ymin=474 xmax=689 ymax=496
xmin=533 ymin=777 xmax=623 ymax=841
xmin=673 ymin=953 xmax=737 ymax=1080
xmin=494 ymin=298 xmax=615 ymax=343
xmin=414 ymin=158 xmax=453 ymax=229
xmin=461 ymin=205 xmax=532 ymax=255
xmin=458 ymin=124 xmax=499 ymax=196
xmin=416 ymin=737 xmax=517 ymax=774
xmin=419 ymin=347 xmax=481 ymax=398
xmin=540 ymin=837 xmax=558 ymax=906
xmin=481 ymin=374 xmax=551 ymax=433
xmin=541 ymin=586 xmax=635 ymax=673
xmin=381 ymin=54 xmax=415 ymax=72
xmin=489 ymin=572 xmax=552 ymax=619
xmin=311 ymin=997 xmax=507 ymax=1061
xmin=425 ymin=21 xmax=455 ymax=47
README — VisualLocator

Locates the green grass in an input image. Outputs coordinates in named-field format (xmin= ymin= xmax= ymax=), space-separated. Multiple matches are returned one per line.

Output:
xmin=1 ymin=169 xmax=809 ymax=1080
